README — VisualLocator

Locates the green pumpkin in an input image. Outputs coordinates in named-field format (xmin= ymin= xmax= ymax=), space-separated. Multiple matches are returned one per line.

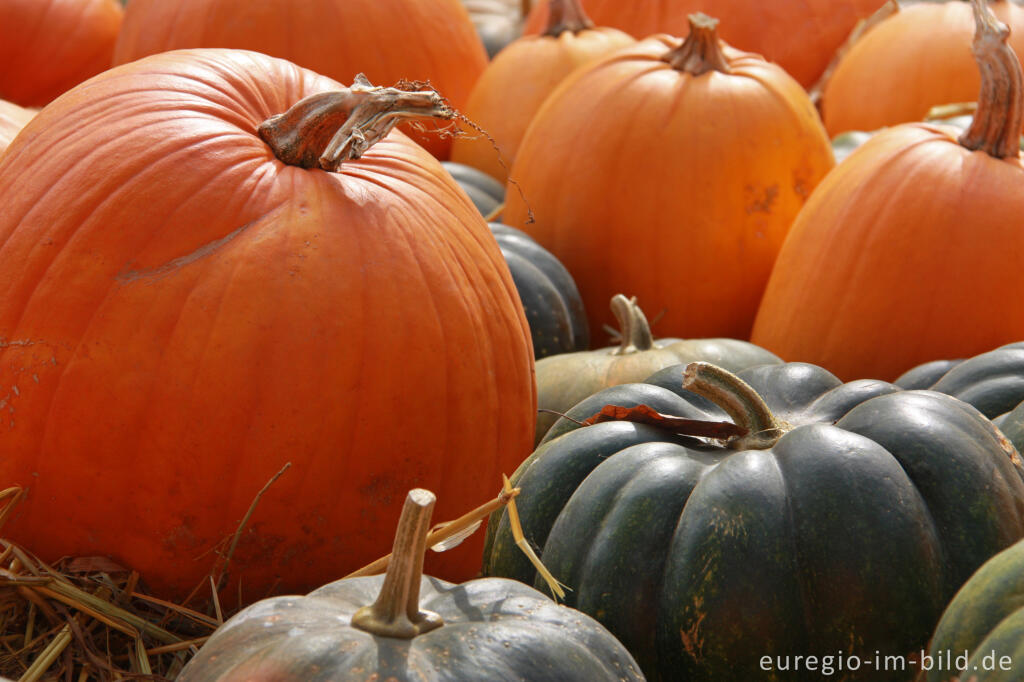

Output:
xmin=925 ymin=538 xmax=1024 ymax=681
xmin=533 ymin=294 xmax=780 ymax=443
xmin=179 ymin=489 xmax=644 ymax=682
xmin=895 ymin=342 xmax=1024 ymax=457
xmin=491 ymin=222 xmax=590 ymax=359
xmin=442 ymin=160 xmax=505 ymax=216
xmin=485 ymin=362 xmax=1024 ymax=681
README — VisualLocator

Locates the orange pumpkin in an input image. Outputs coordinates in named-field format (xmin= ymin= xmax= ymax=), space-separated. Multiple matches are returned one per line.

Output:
xmin=0 ymin=0 xmax=123 ymax=107
xmin=503 ymin=14 xmax=834 ymax=343
xmin=450 ymin=0 xmax=634 ymax=182
xmin=524 ymin=0 xmax=883 ymax=87
xmin=0 ymin=99 xmax=34 ymax=153
xmin=822 ymin=0 xmax=1024 ymax=136
xmin=752 ymin=0 xmax=1024 ymax=381
xmin=0 ymin=49 xmax=535 ymax=601
xmin=112 ymin=0 xmax=486 ymax=160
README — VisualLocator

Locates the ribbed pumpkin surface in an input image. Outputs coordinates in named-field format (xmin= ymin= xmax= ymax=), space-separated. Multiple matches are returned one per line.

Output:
xmin=112 ymin=0 xmax=487 ymax=159
xmin=525 ymin=0 xmax=883 ymax=87
xmin=0 ymin=48 xmax=535 ymax=600
xmin=503 ymin=30 xmax=833 ymax=342
xmin=822 ymin=1 xmax=1024 ymax=136
xmin=0 ymin=0 xmax=123 ymax=107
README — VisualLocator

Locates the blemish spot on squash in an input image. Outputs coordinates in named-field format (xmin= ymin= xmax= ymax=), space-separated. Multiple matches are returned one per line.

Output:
xmin=744 ymin=184 xmax=779 ymax=214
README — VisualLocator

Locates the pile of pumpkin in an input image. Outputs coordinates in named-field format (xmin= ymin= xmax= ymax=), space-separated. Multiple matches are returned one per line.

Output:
xmin=2 ymin=0 xmax=1024 ymax=679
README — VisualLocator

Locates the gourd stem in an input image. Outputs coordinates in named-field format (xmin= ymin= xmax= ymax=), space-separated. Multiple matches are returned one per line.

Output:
xmin=681 ymin=362 xmax=788 ymax=449
xmin=351 ymin=489 xmax=444 ymax=638
xmin=610 ymin=294 xmax=654 ymax=355
xmin=663 ymin=13 xmax=731 ymax=75
xmin=542 ymin=0 xmax=594 ymax=37
xmin=958 ymin=0 xmax=1023 ymax=159
xmin=258 ymin=74 xmax=453 ymax=172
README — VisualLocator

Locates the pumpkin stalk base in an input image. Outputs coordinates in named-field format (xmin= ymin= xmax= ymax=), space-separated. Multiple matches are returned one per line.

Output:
xmin=664 ymin=13 xmax=731 ymax=76
xmin=958 ymin=0 xmax=1023 ymax=159
xmin=542 ymin=0 xmax=595 ymax=37
xmin=259 ymin=74 xmax=454 ymax=171
xmin=610 ymin=294 xmax=655 ymax=355
xmin=351 ymin=489 xmax=444 ymax=639
xmin=682 ymin=362 xmax=789 ymax=449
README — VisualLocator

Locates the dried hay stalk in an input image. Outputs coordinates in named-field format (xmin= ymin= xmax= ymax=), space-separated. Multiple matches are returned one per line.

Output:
xmin=0 ymin=471 xmax=559 ymax=679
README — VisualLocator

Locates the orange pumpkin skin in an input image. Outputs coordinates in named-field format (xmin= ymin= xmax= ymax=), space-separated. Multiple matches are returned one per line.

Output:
xmin=112 ymin=0 xmax=487 ymax=160
xmin=0 ymin=49 xmax=535 ymax=601
xmin=0 ymin=99 xmax=34 ymax=153
xmin=0 ymin=0 xmax=123 ymax=107
xmin=450 ymin=24 xmax=634 ymax=182
xmin=524 ymin=0 xmax=882 ymax=88
xmin=502 ymin=32 xmax=834 ymax=343
xmin=751 ymin=124 xmax=1024 ymax=381
xmin=822 ymin=1 xmax=1024 ymax=136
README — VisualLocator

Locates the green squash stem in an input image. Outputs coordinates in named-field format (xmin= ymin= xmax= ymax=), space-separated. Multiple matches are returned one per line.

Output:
xmin=542 ymin=0 xmax=595 ymax=37
xmin=351 ymin=489 xmax=444 ymax=638
xmin=958 ymin=0 xmax=1023 ymax=159
xmin=610 ymin=294 xmax=655 ymax=355
xmin=682 ymin=362 xmax=789 ymax=449
xmin=663 ymin=13 xmax=731 ymax=75
xmin=258 ymin=74 xmax=453 ymax=171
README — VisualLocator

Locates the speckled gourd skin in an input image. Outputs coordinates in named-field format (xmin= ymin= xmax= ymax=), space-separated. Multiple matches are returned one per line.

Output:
xmin=925 ymin=538 xmax=1024 ymax=682
xmin=177 ymin=575 xmax=644 ymax=682
xmin=485 ymin=362 xmax=1024 ymax=681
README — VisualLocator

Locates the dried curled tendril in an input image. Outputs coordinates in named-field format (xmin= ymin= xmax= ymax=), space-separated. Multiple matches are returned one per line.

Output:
xmin=393 ymin=79 xmax=535 ymax=225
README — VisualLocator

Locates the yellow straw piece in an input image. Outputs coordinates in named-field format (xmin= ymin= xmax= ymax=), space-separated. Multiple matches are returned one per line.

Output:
xmin=503 ymin=475 xmax=567 ymax=601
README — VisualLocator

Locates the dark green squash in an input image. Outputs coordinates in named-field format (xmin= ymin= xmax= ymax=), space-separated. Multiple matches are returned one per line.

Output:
xmin=925 ymin=538 xmax=1024 ymax=681
xmin=895 ymin=342 xmax=1024 ymax=457
xmin=491 ymin=222 xmax=589 ymax=358
xmin=895 ymin=342 xmax=1024 ymax=418
xmin=442 ymin=160 xmax=505 ymax=216
xmin=533 ymin=294 xmax=781 ymax=443
xmin=485 ymin=361 xmax=1024 ymax=681
xmin=179 ymin=489 xmax=644 ymax=682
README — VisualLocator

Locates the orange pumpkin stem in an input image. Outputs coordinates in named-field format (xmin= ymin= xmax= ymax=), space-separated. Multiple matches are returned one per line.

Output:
xmin=542 ymin=0 xmax=595 ymax=37
xmin=610 ymin=294 xmax=655 ymax=355
xmin=959 ymin=0 xmax=1023 ymax=159
xmin=664 ymin=13 xmax=731 ymax=75
xmin=681 ymin=362 xmax=788 ymax=449
xmin=258 ymin=74 xmax=453 ymax=171
xmin=351 ymin=489 xmax=445 ymax=639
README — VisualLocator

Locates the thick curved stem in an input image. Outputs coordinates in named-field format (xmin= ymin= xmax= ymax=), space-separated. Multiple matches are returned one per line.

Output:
xmin=681 ymin=362 xmax=788 ymax=449
xmin=258 ymin=74 xmax=453 ymax=171
xmin=610 ymin=294 xmax=654 ymax=355
xmin=351 ymin=489 xmax=444 ymax=638
xmin=663 ymin=13 xmax=731 ymax=75
xmin=959 ymin=0 xmax=1023 ymax=159
xmin=542 ymin=0 xmax=594 ymax=37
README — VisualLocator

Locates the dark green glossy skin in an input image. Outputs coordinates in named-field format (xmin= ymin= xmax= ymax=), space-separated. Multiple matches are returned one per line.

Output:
xmin=441 ymin=161 xmax=505 ymax=216
xmin=490 ymin=222 xmax=589 ymax=358
xmin=178 ymin=575 xmax=644 ymax=682
xmin=895 ymin=342 xmax=1024 ymax=419
xmin=926 ymin=539 xmax=1024 ymax=682
xmin=484 ymin=362 xmax=1024 ymax=681
xmin=895 ymin=342 xmax=1024 ymax=458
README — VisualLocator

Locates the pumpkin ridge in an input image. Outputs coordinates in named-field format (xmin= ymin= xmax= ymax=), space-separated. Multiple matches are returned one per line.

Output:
xmin=769 ymin=444 xmax=813 ymax=658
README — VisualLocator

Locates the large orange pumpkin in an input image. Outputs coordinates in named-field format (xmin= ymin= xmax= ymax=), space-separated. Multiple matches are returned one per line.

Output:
xmin=752 ymin=0 xmax=1024 ymax=381
xmin=112 ymin=0 xmax=487 ymax=160
xmin=503 ymin=14 xmax=834 ymax=342
xmin=0 ymin=99 xmax=34 ymax=153
xmin=450 ymin=0 xmax=634 ymax=182
xmin=524 ymin=0 xmax=883 ymax=88
xmin=822 ymin=0 xmax=1024 ymax=136
xmin=0 ymin=0 xmax=123 ymax=107
xmin=0 ymin=48 xmax=535 ymax=601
